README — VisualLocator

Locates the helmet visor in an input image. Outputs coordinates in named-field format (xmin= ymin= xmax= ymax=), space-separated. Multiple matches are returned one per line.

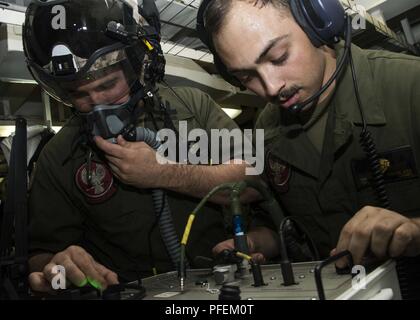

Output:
xmin=28 ymin=49 xmax=140 ymax=110
xmin=24 ymin=0 xmax=137 ymax=67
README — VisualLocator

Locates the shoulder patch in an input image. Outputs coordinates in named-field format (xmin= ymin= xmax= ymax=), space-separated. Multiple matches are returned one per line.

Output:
xmin=265 ymin=150 xmax=291 ymax=194
xmin=75 ymin=161 xmax=116 ymax=204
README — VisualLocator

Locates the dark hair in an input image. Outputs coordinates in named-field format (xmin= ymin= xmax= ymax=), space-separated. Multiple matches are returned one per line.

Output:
xmin=204 ymin=0 xmax=291 ymax=38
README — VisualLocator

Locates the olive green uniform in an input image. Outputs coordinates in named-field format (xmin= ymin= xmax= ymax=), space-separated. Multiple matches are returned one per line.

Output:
xmin=257 ymin=43 xmax=420 ymax=258
xmin=29 ymin=86 xmax=239 ymax=281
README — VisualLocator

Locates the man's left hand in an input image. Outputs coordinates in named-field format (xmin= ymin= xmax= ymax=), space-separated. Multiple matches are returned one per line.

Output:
xmin=333 ymin=206 xmax=420 ymax=268
xmin=94 ymin=135 xmax=164 ymax=189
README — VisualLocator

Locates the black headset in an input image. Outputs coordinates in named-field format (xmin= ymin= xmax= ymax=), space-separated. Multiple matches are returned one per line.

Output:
xmin=196 ymin=0 xmax=349 ymax=113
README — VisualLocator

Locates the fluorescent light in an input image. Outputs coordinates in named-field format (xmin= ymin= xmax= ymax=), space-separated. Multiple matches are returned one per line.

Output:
xmin=0 ymin=125 xmax=62 ymax=137
xmin=0 ymin=126 xmax=16 ymax=138
xmin=222 ymin=108 xmax=242 ymax=119
xmin=0 ymin=9 xmax=25 ymax=26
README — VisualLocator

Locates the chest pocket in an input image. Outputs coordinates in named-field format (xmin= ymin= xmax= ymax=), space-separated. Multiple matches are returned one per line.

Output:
xmin=388 ymin=179 xmax=420 ymax=218
xmin=353 ymin=146 xmax=420 ymax=218
xmin=356 ymin=179 xmax=420 ymax=219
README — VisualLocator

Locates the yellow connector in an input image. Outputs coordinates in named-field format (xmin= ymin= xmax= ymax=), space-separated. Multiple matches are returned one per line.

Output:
xmin=143 ymin=39 xmax=154 ymax=51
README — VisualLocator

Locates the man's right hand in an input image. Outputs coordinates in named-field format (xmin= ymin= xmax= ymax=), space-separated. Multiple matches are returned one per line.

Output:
xmin=212 ymin=237 xmax=267 ymax=264
xmin=29 ymin=245 xmax=119 ymax=293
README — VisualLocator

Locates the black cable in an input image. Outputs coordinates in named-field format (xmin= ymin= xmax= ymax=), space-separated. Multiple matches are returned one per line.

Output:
xmin=349 ymin=50 xmax=391 ymax=209
xmin=349 ymin=52 xmax=367 ymax=132
xmin=278 ymin=217 xmax=295 ymax=286
xmin=143 ymin=109 xmax=187 ymax=273
xmin=146 ymin=111 xmax=164 ymax=273
xmin=147 ymin=193 xmax=165 ymax=275
xmin=161 ymin=79 xmax=197 ymax=117
xmin=279 ymin=217 xmax=320 ymax=262
xmin=277 ymin=216 xmax=320 ymax=286
xmin=289 ymin=16 xmax=352 ymax=114
xmin=148 ymin=109 xmax=161 ymax=136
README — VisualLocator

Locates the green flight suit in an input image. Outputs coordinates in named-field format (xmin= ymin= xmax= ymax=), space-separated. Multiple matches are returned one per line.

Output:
xmin=29 ymin=86 xmax=240 ymax=281
xmin=256 ymin=43 xmax=420 ymax=258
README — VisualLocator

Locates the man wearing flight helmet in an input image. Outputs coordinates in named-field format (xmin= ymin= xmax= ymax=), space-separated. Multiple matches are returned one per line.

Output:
xmin=197 ymin=0 xmax=420 ymax=275
xmin=24 ymin=0 xmax=279 ymax=292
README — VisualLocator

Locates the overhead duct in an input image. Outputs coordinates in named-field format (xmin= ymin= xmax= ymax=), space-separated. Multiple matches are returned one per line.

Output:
xmin=164 ymin=54 xmax=266 ymax=108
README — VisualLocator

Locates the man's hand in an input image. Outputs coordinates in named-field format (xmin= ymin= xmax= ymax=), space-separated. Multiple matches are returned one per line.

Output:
xmin=212 ymin=227 xmax=281 ymax=264
xmin=333 ymin=206 xmax=420 ymax=268
xmin=94 ymin=135 xmax=254 ymax=205
xmin=94 ymin=135 xmax=163 ymax=189
xmin=212 ymin=237 xmax=267 ymax=264
xmin=29 ymin=246 xmax=119 ymax=293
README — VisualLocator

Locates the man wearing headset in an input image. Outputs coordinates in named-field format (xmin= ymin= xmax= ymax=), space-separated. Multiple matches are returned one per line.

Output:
xmin=24 ymin=0 xmax=279 ymax=293
xmin=197 ymin=0 xmax=420 ymax=271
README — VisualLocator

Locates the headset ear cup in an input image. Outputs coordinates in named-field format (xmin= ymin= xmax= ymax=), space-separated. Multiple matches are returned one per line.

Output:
xmin=196 ymin=0 xmax=213 ymax=47
xmin=290 ymin=0 xmax=324 ymax=47
xmin=291 ymin=0 xmax=346 ymax=47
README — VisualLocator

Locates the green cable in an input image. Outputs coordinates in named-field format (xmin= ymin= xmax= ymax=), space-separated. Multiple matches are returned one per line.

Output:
xmin=179 ymin=182 xmax=238 ymax=285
